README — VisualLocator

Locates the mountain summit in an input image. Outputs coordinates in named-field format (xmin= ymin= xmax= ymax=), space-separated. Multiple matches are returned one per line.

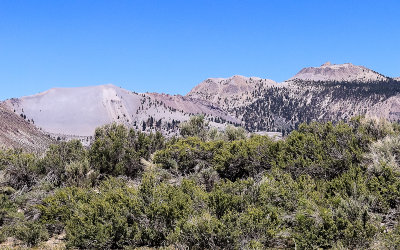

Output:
xmin=289 ymin=62 xmax=388 ymax=82
xmin=186 ymin=75 xmax=278 ymax=110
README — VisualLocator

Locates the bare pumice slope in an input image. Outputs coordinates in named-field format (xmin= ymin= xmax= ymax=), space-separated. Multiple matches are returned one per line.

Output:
xmin=4 ymin=84 xmax=239 ymax=138
xmin=0 ymin=103 xmax=53 ymax=152
xmin=1 ymin=62 xmax=399 ymax=143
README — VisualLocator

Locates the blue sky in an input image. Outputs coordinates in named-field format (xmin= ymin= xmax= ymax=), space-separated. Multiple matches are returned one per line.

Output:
xmin=0 ymin=0 xmax=399 ymax=100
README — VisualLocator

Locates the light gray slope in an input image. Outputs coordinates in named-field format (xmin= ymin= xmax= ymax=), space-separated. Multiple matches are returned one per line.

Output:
xmin=4 ymin=84 xmax=238 ymax=137
xmin=290 ymin=62 xmax=389 ymax=82
xmin=0 ymin=103 xmax=53 ymax=153
xmin=6 ymin=84 xmax=130 ymax=136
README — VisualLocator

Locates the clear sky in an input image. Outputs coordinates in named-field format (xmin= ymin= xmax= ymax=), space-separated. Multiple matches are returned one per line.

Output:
xmin=0 ymin=0 xmax=399 ymax=100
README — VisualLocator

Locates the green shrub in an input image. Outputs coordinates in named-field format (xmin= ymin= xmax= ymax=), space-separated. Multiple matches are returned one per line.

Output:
xmin=277 ymin=122 xmax=364 ymax=179
xmin=39 ymin=140 xmax=87 ymax=186
xmin=180 ymin=115 xmax=210 ymax=141
xmin=89 ymin=124 xmax=164 ymax=177
xmin=258 ymin=170 xmax=299 ymax=212
xmin=38 ymin=186 xmax=91 ymax=235
xmin=153 ymin=137 xmax=216 ymax=175
xmin=0 ymin=194 xmax=16 ymax=228
xmin=174 ymin=212 xmax=229 ymax=249
xmin=138 ymin=176 xmax=195 ymax=246
xmin=213 ymin=135 xmax=274 ymax=180
xmin=13 ymin=221 xmax=49 ymax=247
xmin=154 ymin=135 xmax=274 ymax=180
xmin=4 ymin=151 xmax=39 ymax=190
xmin=208 ymin=179 xmax=256 ymax=219
xmin=0 ymin=229 xmax=6 ymax=243
xmin=66 ymin=179 xmax=142 ymax=249
xmin=237 ymin=206 xmax=281 ymax=247
xmin=223 ymin=125 xmax=247 ymax=141
xmin=4 ymin=119 xmax=400 ymax=249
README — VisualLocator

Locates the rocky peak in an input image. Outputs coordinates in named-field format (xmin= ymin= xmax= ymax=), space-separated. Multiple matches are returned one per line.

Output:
xmin=186 ymin=75 xmax=277 ymax=109
xmin=289 ymin=62 xmax=388 ymax=82
xmin=321 ymin=61 xmax=332 ymax=67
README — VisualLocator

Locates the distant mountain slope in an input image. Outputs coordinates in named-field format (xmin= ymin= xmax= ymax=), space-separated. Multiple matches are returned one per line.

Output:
xmin=238 ymin=79 xmax=400 ymax=132
xmin=145 ymin=93 xmax=238 ymax=122
xmin=290 ymin=62 xmax=388 ymax=82
xmin=4 ymin=84 xmax=238 ymax=137
xmin=233 ymin=63 xmax=400 ymax=133
xmin=186 ymin=75 xmax=278 ymax=110
xmin=0 ymin=103 xmax=53 ymax=153
xmin=184 ymin=63 xmax=399 ymax=134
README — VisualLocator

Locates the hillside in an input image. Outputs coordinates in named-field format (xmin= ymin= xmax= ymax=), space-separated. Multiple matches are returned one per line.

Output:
xmin=4 ymin=84 xmax=238 ymax=138
xmin=0 ymin=103 xmax=53 ymax=153
xmin=185 ymin=63 xmax=400 ymax=134
xmin=236 ymin=78 xmax=400 ymax=133
xmin=186 ymin=75 xmax=278 ymax=110
xmin=144 ymin=92 xmax=239 ymax=123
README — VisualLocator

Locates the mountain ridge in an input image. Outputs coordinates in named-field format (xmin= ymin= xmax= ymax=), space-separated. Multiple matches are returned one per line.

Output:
xmin=1 ymin=62 xmax=399 ymax=143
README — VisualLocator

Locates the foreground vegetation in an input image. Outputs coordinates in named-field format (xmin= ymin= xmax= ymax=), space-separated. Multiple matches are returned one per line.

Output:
xmin=1 ymin=116 xmax=400 ymax=249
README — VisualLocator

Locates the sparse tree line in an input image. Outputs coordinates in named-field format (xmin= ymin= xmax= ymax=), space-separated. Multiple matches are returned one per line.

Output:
xmin=2 ymin=116 xmax=400 ymax=248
